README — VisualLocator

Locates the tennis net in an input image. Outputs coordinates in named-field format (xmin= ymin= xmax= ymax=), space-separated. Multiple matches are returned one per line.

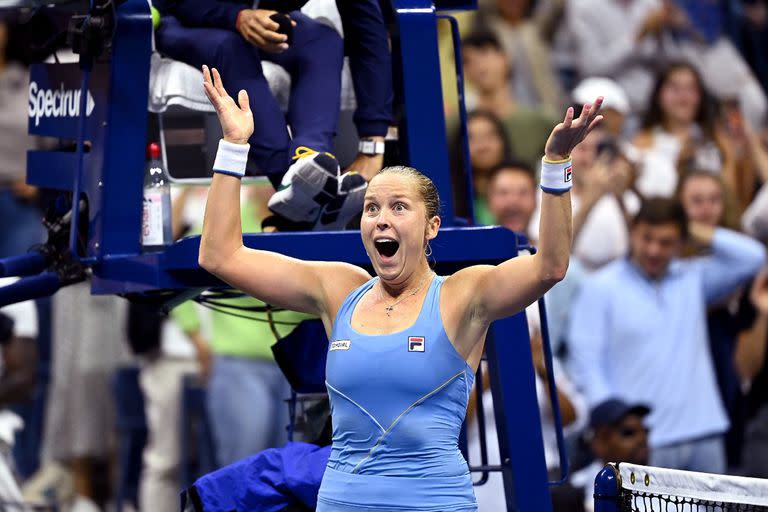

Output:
xmin=594 ymin=463 xmax=768 ymax=512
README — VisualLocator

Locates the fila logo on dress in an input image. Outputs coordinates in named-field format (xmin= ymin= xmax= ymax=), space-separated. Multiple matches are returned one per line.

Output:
xmin=408 ymin=336 xmax=425 ymax=352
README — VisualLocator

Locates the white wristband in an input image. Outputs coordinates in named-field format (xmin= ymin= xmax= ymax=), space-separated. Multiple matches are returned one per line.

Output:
xmin=212 ymin=140 xmax=250 ymax=178
xmin=540 ymin=157 xmax=573 ymax=194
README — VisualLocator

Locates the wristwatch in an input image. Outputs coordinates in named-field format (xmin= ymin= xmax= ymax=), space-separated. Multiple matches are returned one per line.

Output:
xmin=358 ymin=138 xmax=385 ymax=156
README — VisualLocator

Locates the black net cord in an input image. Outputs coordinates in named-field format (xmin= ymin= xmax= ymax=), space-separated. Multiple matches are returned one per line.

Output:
xmin=620 ymin=490 xmax=768 ymax=511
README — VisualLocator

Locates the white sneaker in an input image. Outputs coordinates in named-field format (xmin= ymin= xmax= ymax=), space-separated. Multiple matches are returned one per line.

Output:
xmin=267 ymin=150 xmax=339 ymax=223
xmin=316 ymin=171 xmax=368 ymax=230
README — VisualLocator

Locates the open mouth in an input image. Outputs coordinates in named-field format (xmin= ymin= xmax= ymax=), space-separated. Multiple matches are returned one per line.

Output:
xmin=374 ymin=239 xmax=400 ymax=258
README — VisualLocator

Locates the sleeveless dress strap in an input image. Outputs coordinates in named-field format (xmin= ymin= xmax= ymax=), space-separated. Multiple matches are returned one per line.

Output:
xmin=334 ymin=277 xmax=378 ymax=331
xmin=420 ymin=274 xmax=445 ymax=320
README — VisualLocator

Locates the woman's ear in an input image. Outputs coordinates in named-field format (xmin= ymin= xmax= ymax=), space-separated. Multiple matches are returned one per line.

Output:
xmin=426 ymin=215 xmax=441 ymax=241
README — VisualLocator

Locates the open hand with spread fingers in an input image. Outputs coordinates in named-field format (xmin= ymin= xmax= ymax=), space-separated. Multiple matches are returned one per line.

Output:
xmin=544 ymin=97 xmax=604 ymax=161
xmin=202 ymin=65 xmax=254 ymax=145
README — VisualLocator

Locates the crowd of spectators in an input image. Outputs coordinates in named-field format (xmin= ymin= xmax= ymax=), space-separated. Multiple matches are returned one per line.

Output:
xmin=457 ymin=1 xmax=768 ymax=510
xmin=1 ymin=0 xmax=768 ymax=511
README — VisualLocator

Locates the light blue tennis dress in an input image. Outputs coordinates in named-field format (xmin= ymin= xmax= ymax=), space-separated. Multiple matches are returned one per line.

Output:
xmin=317 ymin=275 xmax=478 ymax=512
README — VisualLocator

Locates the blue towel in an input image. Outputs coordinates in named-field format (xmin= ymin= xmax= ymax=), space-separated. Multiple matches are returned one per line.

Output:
xmin=182 ymin=442 xmax=331 ymax=512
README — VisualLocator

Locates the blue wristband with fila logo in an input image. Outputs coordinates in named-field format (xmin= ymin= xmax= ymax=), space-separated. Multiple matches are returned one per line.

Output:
xmin=540 ymin=157 xmax=573 ymax=194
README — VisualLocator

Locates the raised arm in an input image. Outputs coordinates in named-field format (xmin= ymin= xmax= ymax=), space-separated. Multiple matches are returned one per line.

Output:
xmin=689 ymin=223 xmax=767 ymax=305
xmin=197 ymin=67 xmax=369 ymax=324
xmin=449 ymin=98 xmax=603 ymax=324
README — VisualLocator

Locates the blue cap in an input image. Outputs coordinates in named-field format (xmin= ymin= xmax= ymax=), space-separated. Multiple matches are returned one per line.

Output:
xmin=589 ymin=399 xmax=650 ymax=431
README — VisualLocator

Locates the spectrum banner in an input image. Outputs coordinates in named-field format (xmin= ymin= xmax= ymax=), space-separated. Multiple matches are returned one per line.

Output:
xmin=28 ymin=62 xmax=109 ymax=139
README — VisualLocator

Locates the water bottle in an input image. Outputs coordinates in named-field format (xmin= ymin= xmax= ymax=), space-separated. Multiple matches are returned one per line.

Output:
xmin=142 ymin=142 xmax=172 ymax=251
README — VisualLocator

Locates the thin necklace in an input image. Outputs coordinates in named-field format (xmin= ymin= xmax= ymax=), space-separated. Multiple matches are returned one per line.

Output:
xmin=379 ymin=272 xmax=433 ymax=317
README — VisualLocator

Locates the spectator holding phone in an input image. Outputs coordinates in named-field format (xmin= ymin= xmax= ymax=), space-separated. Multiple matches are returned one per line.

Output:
xmin=151 ymin=0 xmax=393 ymax=230
xmin=718 ymin=99 xmax=768 ymax=213
xmin=530 ymin=124 xmax=638 ymax=271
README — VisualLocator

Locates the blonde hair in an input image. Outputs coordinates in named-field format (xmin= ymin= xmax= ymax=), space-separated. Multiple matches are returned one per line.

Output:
xmin=373 ymin=166 xmax=441 ymax=220
xmin=676 ymin=170 xmax=740 ymax=230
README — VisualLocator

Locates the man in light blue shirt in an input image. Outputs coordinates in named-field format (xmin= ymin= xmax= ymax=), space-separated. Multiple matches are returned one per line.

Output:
xmin=568 ymin=198 xmax=766 ymax=474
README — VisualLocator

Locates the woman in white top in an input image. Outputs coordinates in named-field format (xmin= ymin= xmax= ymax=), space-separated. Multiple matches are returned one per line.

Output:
xmin=632 ymin=61 xmax=732 ymax=199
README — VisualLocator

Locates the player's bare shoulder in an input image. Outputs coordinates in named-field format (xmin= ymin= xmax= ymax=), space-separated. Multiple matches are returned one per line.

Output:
xmin=314 ymin=260 xmax=371 ymax=310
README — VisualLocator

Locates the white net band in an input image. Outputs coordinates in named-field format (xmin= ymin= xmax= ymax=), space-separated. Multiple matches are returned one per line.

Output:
xmin=618 ymin=463 xmax=768 ymax=508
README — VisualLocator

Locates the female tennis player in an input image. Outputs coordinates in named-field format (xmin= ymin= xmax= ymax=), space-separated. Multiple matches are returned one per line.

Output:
xmin=199 ymin=65 xmax=602 ymax=512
